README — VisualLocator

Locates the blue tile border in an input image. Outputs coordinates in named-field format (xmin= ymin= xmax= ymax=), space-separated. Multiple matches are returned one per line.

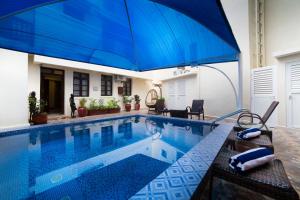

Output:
xmin=130 ymin=122 xmax=234 ymax=200
xmin=0 ymin=114 xmax=139 ymax=137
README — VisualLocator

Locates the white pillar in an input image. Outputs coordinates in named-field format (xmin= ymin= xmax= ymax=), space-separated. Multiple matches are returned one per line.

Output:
xmin=0 ymin=49 xmax=29 ymax=129
xmin=237 ymin=55 xmax=243 ymax=109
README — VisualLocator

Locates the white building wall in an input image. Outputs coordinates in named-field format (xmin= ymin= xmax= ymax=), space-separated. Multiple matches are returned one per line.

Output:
xmin=198 ymin=62 xmax=238 ymax=117
xmin=0 ymin=49 xmax=29 ymax=129
xmin=158 ymin=0 xmax=251 ymax=117
xmin=28 ymin=55 xmax=40 ymax=97
xmin=263 ymin=0 xmax=300 ymax=127
xmin=162 ymin=73 xmax=199 ymax=110
xmin=28 ymin=63 xmax=153 ymax=116
xmin=264 ymin=0 xmax=300 ymax=66
xmin=132 ymin=78 xmax=154 ymax=109
xmin=221 ymin=0 xmax=251 ymax=111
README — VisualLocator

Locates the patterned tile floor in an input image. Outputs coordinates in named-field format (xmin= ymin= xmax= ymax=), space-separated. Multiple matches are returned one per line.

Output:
xmin=48 ymin=112 xmax=300 ymax=199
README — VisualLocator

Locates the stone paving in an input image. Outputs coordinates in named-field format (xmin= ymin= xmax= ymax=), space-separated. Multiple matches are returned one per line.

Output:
xmin=273 ymin=127 xmax=300 ymax=196
xmin=48 ymin=111 xmax=300 ymax=199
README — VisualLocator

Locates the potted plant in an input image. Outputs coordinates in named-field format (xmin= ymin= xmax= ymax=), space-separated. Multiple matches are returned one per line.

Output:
xmin=87 ymin=98 xmax=100 ymax=116
xmin=29 ymin=92 xmax=48 ymax=125
xmin=78 ymin=98 xmax=88 ymax=117
xmin=98 ymin=99 xmax=108 ymax=114
xmin=123 ymin=96 xmax=133 ymax=112
xmin=134 ymin=95 xmax=141 ymax=110
xmin=107 ymin=98 xmax=121 ymax=113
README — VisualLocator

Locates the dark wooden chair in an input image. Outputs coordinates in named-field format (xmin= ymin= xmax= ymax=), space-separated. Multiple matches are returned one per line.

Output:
xmin=237 ymin=101 xmax=279 ymax=130
xmin=210 ymin=147 xmax=299 ymax=200
xmin=155 ymin=99 xmax=167 ymax=114
xmin=186 ymin=100 xmax=204 ymax=120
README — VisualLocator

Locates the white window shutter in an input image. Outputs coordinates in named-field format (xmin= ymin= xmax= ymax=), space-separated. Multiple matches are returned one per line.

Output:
xmin=251 ymin=66 xmax=277 ymax=127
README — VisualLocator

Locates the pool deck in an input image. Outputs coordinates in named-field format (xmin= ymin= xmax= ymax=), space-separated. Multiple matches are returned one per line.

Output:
xmin=1 ymin=110 xmax=299 ymax=199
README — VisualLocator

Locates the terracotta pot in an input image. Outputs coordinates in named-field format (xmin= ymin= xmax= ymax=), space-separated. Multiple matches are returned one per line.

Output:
xmin=88 ymin=109 xmax=108 ymax=116
xmin=78 ymin=107 xmax=88 ymax=117
xmin=32 ymin=113 xmax=48 ymax=125
xmin=125 ymin=104 xmax=131 ymax=112
xmin=108 ymin=108 xmax=121 ymax=113
xmin=134 ymin=104 xmax=140 ymax=110
xmin=88 ymin=109 xmax=100 ymax=116
xmin=98 ymin=109 xmax=108 ymax=114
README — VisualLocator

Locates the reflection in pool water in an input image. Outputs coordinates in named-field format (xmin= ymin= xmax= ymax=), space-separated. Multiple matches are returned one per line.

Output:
xmin=0 ymin=116 xmax=211 ymax=199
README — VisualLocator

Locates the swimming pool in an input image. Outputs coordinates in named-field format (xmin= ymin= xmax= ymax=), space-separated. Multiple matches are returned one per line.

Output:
xmin=0 ymin=115 xmax=232 ymax=200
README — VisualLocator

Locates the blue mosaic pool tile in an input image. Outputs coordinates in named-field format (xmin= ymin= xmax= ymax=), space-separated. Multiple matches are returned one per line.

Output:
xmin=182 ymin=173 xmax=201 ymax=186
xmin=167 ymin=188 xmax=190 ymax=200
xmin=167 ymin=177 xmax=185 ymax=188
xmin=31 ymin=154 xmax=169 ymax=200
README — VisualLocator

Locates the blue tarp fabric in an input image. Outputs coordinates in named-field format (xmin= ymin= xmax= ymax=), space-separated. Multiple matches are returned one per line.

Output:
xmin=0 ymin=0 xmax=240 ymax=71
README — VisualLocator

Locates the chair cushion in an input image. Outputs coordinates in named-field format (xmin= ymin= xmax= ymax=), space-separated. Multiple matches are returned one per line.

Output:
xmin=188 ymin=111 xmax=202 ymax=115
xmin=228 ymin=129 xmax=273 ymax=149
xmin=237 ymin=128 xmax=261 ymax=140
xmin=229 ymin=147 xmax=274 ymax=172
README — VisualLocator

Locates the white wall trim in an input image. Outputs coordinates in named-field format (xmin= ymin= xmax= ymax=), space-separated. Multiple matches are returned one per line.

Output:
xmin=160 ymin=72 xmax=197 ymax=82
xmin=273 ymin=48 xmax=300 ymax=59
xmin=34 ymin=55 xmax=153 ymax=80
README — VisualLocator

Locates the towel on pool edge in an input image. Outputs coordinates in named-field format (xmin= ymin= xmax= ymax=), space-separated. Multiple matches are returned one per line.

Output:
xmin=236 ymin=128 xmax=261 ymax=140
xmin=229 ymin=147 xmax=274 ymax=172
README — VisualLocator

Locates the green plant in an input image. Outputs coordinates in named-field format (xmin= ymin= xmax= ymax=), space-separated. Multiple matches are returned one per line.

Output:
xmin=88 ymin=98 xmax=99 ymax=110
xmin=79 ymin=98 xmax=87 ymax=108
xmin=28 ymin=95 xmax=37 ymax=115
xmin=28 ymin=94 xmax=47 ymax=115
xmin=134 ymin=95 xmax=141 ymax=104
xmin=123 ymin=96 xmax=133 ymax=104
xmin=37 ymin=99 xmax=47 ymax=113
xmin=158 ymin=97 xmax=165 ymax=100
xmin=106 ymin=98 xmax=120 ymax=109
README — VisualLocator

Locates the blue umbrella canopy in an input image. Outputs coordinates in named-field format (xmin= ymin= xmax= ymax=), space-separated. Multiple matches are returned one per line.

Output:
xmin=0 ymin=0 xmax=239 ymax=71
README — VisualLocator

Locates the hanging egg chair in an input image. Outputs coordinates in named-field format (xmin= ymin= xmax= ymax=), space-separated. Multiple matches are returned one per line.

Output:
xmin=145 ymin=89 xmax=159 ymax=110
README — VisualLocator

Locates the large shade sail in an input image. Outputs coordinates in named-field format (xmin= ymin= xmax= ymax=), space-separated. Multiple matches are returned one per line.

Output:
xmin=0 ymin=0 xmax=240 ymax=71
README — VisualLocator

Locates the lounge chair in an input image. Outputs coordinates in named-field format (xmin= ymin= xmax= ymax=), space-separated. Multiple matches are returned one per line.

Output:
xmin=225 ymin=101 xmax=279 ymax=151
xmin=237 ymin=101 xmax=279 ymax=130
xmin=186 ymin=100 xmax=204 ymax=120
xmin=210 ymin=147 xmax=299 ymax=200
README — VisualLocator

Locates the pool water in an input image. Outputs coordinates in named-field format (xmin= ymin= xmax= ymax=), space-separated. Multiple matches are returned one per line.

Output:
xmin=0 ymin=116 xmax=211 ymax=200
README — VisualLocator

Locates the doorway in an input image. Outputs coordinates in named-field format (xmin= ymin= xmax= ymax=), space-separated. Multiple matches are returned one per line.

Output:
xmin=40 ymin=67 xmax=64 ymax=114
xmin=287 ymin=62 xmax=300 ymax=128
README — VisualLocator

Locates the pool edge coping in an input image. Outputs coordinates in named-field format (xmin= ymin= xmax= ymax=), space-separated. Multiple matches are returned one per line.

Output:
xmin=130 ymin=122 xmax=234 ymax=200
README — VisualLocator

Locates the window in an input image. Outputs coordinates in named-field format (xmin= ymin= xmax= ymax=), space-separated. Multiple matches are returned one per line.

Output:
xmin=101 ymin=75 xmax=113 ymax=96
xmin=73 ymin=72 xmax=89 ymax=97
xmin=123 ymin=78 xmax=132 ymax=96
